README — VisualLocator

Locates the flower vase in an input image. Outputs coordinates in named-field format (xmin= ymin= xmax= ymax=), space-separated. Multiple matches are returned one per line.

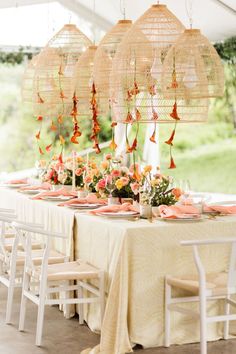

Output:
xmin=152 ymin=206 xmax=160 ymax=217
xmin=78 ymin=190 xmax=88 ymax=198
xmin=108 ymin=197 xmax=120 ymax=205
xmin=51 ymin=184 xmax=62 ymax=191
xmin=140 ymin=204 xmax=152 ymax=219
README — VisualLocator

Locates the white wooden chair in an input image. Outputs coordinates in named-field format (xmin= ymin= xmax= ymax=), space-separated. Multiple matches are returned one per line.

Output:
xmin=165 ymin=238 xmax=236 ymax=354
xmin=14 ymin=221 xmax=105 ymax=346
xmin=0 ymin=212 xmax=65 ymax=324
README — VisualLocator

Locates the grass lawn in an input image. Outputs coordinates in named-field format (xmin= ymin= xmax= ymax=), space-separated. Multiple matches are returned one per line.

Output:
xmin=161 ymin=139 xmax=236 ymax=194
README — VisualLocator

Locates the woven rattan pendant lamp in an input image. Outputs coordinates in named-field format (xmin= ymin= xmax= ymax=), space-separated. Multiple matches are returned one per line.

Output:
xmin=161 ymin=28 xmax=225 ymax=99
xmin=110 ymin=4 xmax=209 ymax=124
xmin=93 ymin=19 xmax=133 ymax=116
xmin=30 ymin=24 xmax=92 ymax=119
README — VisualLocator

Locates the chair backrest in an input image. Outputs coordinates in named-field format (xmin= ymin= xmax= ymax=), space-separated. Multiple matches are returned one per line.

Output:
xmin=181 ymin=238 xmax=236 ymax=294
xmin=12 ymin=221 xmax=67 ymax=277
xmin=0 ymin=210 xmax=17 ymax=259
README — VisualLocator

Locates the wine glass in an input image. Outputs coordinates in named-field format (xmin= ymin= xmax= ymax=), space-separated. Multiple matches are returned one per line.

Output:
xmin=105 ymin=175 xmax=116 ymax=199
xmin=179 ymin=179 xmax=191 ymax=205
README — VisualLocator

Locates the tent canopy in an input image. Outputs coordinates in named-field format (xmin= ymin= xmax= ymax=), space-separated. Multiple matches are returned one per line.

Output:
xmin=0 ymin=0 xmax=235 ymax=43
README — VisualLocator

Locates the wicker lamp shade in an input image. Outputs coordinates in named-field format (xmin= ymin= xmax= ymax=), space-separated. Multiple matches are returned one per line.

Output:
xmin=27 ymin=24 xmax=92 ymax=118
xmin=93 ymin=19 xmax=133 ymax=116
xmin=110 ymin=4 xmax=205 ymax=123
xmin=74 ymin=45 xmax=97 ymax=117
xmin=161 ymin=29 xmax=225 ymax=99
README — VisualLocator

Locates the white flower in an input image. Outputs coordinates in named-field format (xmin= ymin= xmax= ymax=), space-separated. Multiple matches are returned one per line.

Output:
xmin=58 ymin=172 xmax=68 ymax=184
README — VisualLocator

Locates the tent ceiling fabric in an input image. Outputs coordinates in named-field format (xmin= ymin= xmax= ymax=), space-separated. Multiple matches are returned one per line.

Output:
xmin=1 ymin=0 xmax=236 ymax=42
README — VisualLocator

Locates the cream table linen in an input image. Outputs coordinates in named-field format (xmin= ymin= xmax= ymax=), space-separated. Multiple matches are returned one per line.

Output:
xmin=0 ymin=188 xmax=75 ymax=257
xmin=76 ymin=214 xmax=236 ymax=354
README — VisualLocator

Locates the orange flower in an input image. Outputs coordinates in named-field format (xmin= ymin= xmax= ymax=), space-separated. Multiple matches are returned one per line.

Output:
xmin=60 ymin=90 xmax=66 ymax=99
xmin=172 ymin=188 xmax=182 ymax=199
xmin=135 ymin=108 xmax=141 ymax=121
xmin=109 ymin=138 xmax=117 ymax=151
xmin=50 ymin=121 xmax=57 ymax=131
xmin=57 ymin=115 xmax=63 ymax=124
xmin=37 ymin=92 xmax=44 ymax=104
xmin=71 ymin=135 xmax=79 ymax=144
xmin=152 ymin=110 xmax=158 ymax=121
xmin=39 ymin=146 xmax=44 ymax=155
xmin=111 ymin=122 xmax=117 ymax=128
xmin=149 ymin=84 xmax=156 ymax=96
xmin=171 ymin=69 xmax=178 ymax=89
xmin=36 ymin=116 xmax=43 ymax=121
xmin=150 ymin=128 xmax=157 ymax=144
xmin=126 ymin=90 xmax=133 ymax=102
xmin=59 ymin=135 xmax=65 ymax=145
xmin=130 ymin=137 xmax=137 ymax=151
xmin=165 ymin=129 xmax=175 ymax=146
xmin=35 ymin=131 xmax=40 ymax=140
xmin=125 ymin=112 xmax=133 ymax=124
xmin=131 ymin=81 xmax=140 ymax=96
xmin=126 ymin=141 xmax=132 ymax=153
xmin=46 ymin=144 xmax=52 ymax=152
xmin=169 ymin=156 xmax=176 ymax=169
xmin=170 ymin=102 xmax=180 ymax=120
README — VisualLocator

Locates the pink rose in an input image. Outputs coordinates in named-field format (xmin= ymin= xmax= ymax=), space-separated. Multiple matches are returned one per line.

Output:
xmin=111 ymin=169 xmax=121 ymax=177
xmin=131 ymin=182 xmax=140 ymax=195
xmin=120 ymin=177 xmax=129 ymax=186
xmin=84 ymin=176 xmax=92 ymax=184
xmin=75 ymin=168 xmax=83 ymax=176
xmin=97 ymin=178 xmax=106 ymax=190
xmin=105 ymin=153 xmax=112 ymax=160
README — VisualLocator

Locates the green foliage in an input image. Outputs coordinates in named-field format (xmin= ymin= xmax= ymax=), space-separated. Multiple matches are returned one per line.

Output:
xmin=151 ymin=177 xmax=177 ymax=207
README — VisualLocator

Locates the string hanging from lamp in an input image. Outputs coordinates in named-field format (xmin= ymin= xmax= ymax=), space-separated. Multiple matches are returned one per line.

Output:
xmin=22 ymin=24 xmax=92 ymax=155
xmin=93 ymin=0 xmax=132 ymax=152
xmin=110 ymin=4 xmax=209 ymax=169
xmin=73 ymin=0 xmax=101 ymax=154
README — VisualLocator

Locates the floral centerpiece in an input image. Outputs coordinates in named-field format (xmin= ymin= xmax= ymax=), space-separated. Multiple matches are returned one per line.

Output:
xmin=41 ymin=155 xmax=85 ymax=188
xmin=95 ymin=154 xmax=137 ymax=201
xmin=140 ymin=165 xmax=182 ymax=206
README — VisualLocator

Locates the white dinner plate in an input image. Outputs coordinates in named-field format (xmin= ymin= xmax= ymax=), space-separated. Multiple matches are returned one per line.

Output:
xmin=97 ymin=211 xmax=139 ymax=218
xmin=18 ymin=189 xmax=41 ymax=195
xmin=67 ymin=203 xmax=102 ymax=209
xmin=160 ymin=215 xmax=203 ymax=222
xmin=41 ymin=196 xmax=73 ymax=201
xmin=1 ymin=183 xmax=29 ymax=188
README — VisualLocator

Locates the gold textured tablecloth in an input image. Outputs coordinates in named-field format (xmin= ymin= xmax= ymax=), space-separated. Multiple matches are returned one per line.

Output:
xmin=1 ymin=188 xmax=236 ymax=353
xmin=75 ymin=214 xmax=236 ymax=354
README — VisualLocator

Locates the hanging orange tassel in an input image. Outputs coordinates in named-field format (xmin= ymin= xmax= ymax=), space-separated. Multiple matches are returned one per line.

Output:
xmin=50 ymin=121 xmax=57 ymax=132
xmin=60 ymin=90 xmax=66 ymax=99
xmin=46 ymin=144 xmax=52 ymax=152
xmin=125 ymin=111 xmax=133 ymax=124
xmin=37 ymin=92 xmax=44 ymax=104
xmin=58 ymin=65 xmax=63 ymax=76
xmin=169 ymin=155 xmax=176 ymax=169
xmin=111 ymin=122 xmax=117 ymax=128
xmin=58 ymin=153 xmax=63 ymax=164
xmin=131 ymin=81 xmax=140 ymax=96
xmin=135 ymin=108 xmax=141 ymax=121
xmin=35 ymin=131 xmax=40 ymax=140
xmin=170 ymin=101 xmax=180 ymax=120
xmin=165 ymin=129 xmax=176 ymax=146
xmin=149 ymin=84 xmax=156 ymax=96
xmin=152 ymin=110 xmax=158 ymax=121
xmin=39 ymin=146 xmax=44 ymax=155
xmin=90 ymin=83 xmax=101 ymax=153
xmin=150 ymin=126 xmax=157 ymax=144
xmin=171 ymin=69 xmax=178 ymax=89
xmin=109 ymin=138 xmax=117 ymax=151
xmin=57 ymin=114 xmax=63 ymax=124
xmin=36 ymin=116 xmax=43 ymax=121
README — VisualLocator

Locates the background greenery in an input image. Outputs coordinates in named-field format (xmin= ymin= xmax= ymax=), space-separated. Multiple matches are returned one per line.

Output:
xmin=0 ymin=37 xmax=235 ymax=193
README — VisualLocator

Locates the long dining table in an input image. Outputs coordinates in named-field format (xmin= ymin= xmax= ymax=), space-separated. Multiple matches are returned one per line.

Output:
xmin=1 ymin=187 xmax=236 ymax=354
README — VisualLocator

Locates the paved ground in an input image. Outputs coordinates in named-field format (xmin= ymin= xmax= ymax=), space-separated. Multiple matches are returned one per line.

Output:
xmin=0 ymin=287 xmax=236 ymax=354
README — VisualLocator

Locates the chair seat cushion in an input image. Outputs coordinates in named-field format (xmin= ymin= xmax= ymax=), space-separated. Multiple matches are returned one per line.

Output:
xmin=33 ymin=260 xmax=100 ymax=281
xmin=167 ymin=272 xmax=229 ymax=296
xmin=16 ymin=250 xmax=65 ymax=266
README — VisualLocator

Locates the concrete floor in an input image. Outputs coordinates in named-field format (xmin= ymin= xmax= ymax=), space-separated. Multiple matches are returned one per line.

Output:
xmin=0 ymin=287 xmax=236 ymax=354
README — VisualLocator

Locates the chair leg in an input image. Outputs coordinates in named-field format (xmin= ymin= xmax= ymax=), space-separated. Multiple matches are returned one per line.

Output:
xmin=6 ymin=249 xmax=18 ymax=324
xmin=64 ymin=281 xmax=71 ymax=320
xmin=199 ymin=292 xmax=207 ymax=354
xmin=19 ymin=273 xmax=30 ymax=331
xmin=164 ymin=278 xmax=171 ymax=347
xmin=78 ymin=285 xmax=84 ymax=325
xmin=99 ymin=273 xmax=105 ymax=327
xmin=224 ymin=296 xmax=230 ymax=340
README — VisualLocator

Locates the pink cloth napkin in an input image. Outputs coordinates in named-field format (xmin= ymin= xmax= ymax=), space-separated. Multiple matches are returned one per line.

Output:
xmin=159 ymin=204 xmax=200 ymax=219
xmin=6 ymin=178 xmax=28 ymax=184
xmin=204 ymin=205 xmax=236 ymax=214
xmin=31 ymin=187 xmax=77 ymax=200
xmin=19 ymin=182 xmax=51 ymax=191
xmin=89 ymin=202 xmax=138 ymax=215
xmin=58 ymin=194 xmax=107 ymax=207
